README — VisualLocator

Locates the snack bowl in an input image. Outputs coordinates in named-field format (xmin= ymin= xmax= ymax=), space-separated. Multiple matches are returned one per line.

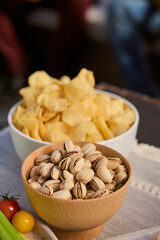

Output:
xmin=8 ymin=90 xmax=139 ymax=162
xmin=21 ymin=142 xmax=131 ymax=240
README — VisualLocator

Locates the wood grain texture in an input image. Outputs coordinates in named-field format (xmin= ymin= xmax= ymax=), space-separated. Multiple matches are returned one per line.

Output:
xmin=21 ymin=142 xmax=131 ymax=240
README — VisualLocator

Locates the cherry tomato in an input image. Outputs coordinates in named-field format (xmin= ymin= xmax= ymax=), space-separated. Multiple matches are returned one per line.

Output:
xmin=12 ymin=210 xmax=35 ymax=233
xmin=0 ymin=192 xmax=20 ymax=221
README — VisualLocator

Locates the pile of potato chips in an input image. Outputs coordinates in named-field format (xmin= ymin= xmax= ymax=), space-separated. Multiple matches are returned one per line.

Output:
xmin=12 ymin=68 xmax=135 ymax=143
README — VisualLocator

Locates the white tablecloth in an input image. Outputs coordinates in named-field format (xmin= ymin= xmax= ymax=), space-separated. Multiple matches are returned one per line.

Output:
xmin=0 ymin=128 xmax=160 ymax=239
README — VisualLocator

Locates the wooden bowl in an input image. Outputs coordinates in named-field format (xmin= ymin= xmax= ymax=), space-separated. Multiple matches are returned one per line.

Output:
xmin=21 ymin=142 xmax=131 ymax=240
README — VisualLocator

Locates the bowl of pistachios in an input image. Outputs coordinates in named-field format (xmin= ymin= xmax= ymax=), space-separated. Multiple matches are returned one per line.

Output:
xmin=21 ymin=140 xmax=131 ymax=240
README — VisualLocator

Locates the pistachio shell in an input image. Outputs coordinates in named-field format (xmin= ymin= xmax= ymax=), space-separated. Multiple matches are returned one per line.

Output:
xmin=115 ymin=164 xmax=127 ymax=173
xmin=28 ymin=176 xmax=39 ymax=183
xmin=93 ymin=156 xmax=108 ymax=171
xmin=84 ymin=189 xmax=95 ymax=199
xmin=81 ymin=143 xmax=96 ymax=154
xmin=107 ymin=157 xmax=122 ymax=170
xmin=60 ymin=179 xmax=74 ymax=191
xmin=96 ymin=167 xmax=112 ymax=184
xmin=28 ymin=180 xmax=41 ymax=191
xmin=52 ymin=190 xmax=72 ymax=200
xmin=114 ymin=172 xmax=127 ymax=185
xmin=38 ymin=184 xmax=53 ymax=196
xmin=72 ymin=182 xmax=86 ymax=199
xmin=37 ymin=176 xmax=46 ymax=185
xmin=60 ymin=170 xmax=74 ymax=182
xmin=82 ymin=159 xmax=92 ymax=169
xmin=105 ymin=181 xmax=116 ymax=191
xmin=44 ymin=179 xmax=61 ymax=192
xmin=37 ymin=163 xmax=46 ymax=174
xmin=51 ymin=166 xmax=60 ymax=180
xmin=40 ymin=163 xmax=54 ymax=178
xmin=35 ymin=155 xmax=51 ymax=165
xmin=91 ymin=188 xmax=110 ymax=199
xmin=76 ymin=168 xmax=94 ymax=184
xmin=70 ymin=157 xmax=84 ymax=174
xmin=67 ymin=151 xmax=84 ymax=160
xmin=90 ymin=175 xmax=105 ymax=191
xmin=61 ymin=140 xmax=74 ymax=152
xmin=59 ymin=157 xmax=71 ymax=171
xmin=50 ymin=149 xmax=63 ymax=164
xmin=84 ymin=150 xmax=102 ymax=163
xmin=30 ymin=166 xmax=39 ymax=178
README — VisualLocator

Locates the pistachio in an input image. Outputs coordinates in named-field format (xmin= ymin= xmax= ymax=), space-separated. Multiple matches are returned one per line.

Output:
xmin=50 ymin=149 xmax=63 ymax=164
xmin=28 ymin=176 xmax=39 ymax=183
xmin=37 ymin=176 xmax=46 ymax=185
xmin=44 ymin=179 xmax=61 ymax=192
xmin=51 ymin=166 xmax=60 ymax=180
xmin=81 ymin=143 xmax=96 ymax=154
xmin=76 ymin=168 xmax=94 ymax=184
xmin=60 ymin=179 xmax=74 ymax=191
xmin=97 ymin=167 xmax=112 ymax=183
xmin=109 ymin=169 xmax=116 ymax=179
xmin=72 ymin=182 xmax=86 ymax=199
xmin=60 ymin=170 xmax=74 ymax=182
xmin=52 ymin=190 xmax=72 ymax=200
xmin=93 ymin=156 xmax=108 ymax=171
xmin=61 ymin=140 xmax=74 ymax=153
xmin=38 ymin=184 xmax=53 ymax=196
xmin=28 ymin=180 xmax=41 ymax=191
xmin=59 ymin=157 xmax=71 ymax=171
xmin=115 ymin=164 xmax=127 ymax=173
xmin=70 ymin=157 xmax=84 ymax=173
xmin=91 ymin=188 xmax=110 ymax=199
xmin=35 ymin=155 xmax=51 ymax=165
xmin=37 ymin=163 xmax=46 ymax=174
xmin=67 ymin=151 xmax=84 ymax=160
xmin=40 ymin=163 xmax=54 ymax=178
xmin=84 ymin=150 xmax=102 ymax=163
xmin=105 ymin=181 xmax=116 ymax=191
xmin=82 ymin=159 xmax=92 ymax=169
xmin=90 ymin=175 xmax=105 ymax=191
xmin=114 ymin=172 xmax=127 ymax=185
xmin=84 ymin=189 xmax=95 ymax=199
xmin=30 ymin=166 xmax=39 ymax=178
xmin=107 ymin=157 xmax=122 ymax=170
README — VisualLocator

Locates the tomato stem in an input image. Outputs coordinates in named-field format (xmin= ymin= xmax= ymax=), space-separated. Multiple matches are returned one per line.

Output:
xmin=0 ymin=191 xmax=19 ymax=200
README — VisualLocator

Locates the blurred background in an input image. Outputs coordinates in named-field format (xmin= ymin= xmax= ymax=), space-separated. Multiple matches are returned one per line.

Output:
xmin=0 ymin=0 xmax=160 ymax=128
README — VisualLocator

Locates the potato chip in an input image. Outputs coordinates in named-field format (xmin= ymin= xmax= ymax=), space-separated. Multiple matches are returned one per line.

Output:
xmin=17 ymin=110 xmax=42 ymax=140
xmin=95 ymin=117 xmax=114 ymax=140
xmin=109 ymin=108 xmax=135 ymax=136
xmin=63 ymin=76 xmax=94 ymax=103
xmin=41 ymin=109 xmax=57 ymax=122
xmin=37 ymin=93 xmax=68 ymax=112
xmin=62 ymin=100 xmax=93 ymax=127
xmin=28 ymin=71 xmax=54 ymax=90
xmin=44 ymin=122 xmax=70 ymax=142
xmin=69 ymin=123 xmax=86 ymax=141
xmin=84 ymin=121 xmax=104 ymax=142
xmin=19 ymin=87 xmax=40 ymax=107
xmin=77 ymin=68 xmax=95 ymax=87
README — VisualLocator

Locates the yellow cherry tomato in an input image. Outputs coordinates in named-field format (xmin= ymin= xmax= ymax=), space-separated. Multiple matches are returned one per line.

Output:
xmin=12 ymin=210 xmax=35 ymax=233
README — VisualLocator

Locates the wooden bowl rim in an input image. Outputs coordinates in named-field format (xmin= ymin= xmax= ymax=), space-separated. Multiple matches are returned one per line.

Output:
xmin=21 ymin=142 xmax=132 ymax=203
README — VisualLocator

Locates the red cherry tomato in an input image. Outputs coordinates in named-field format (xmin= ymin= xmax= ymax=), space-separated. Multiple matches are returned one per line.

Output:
xmin=0 ymin=192 xmax=20 ymax=221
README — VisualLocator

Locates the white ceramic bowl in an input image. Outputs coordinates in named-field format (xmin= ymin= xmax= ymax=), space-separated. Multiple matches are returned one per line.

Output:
xmin=7 ymin=90 xmax=139 ymax=161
